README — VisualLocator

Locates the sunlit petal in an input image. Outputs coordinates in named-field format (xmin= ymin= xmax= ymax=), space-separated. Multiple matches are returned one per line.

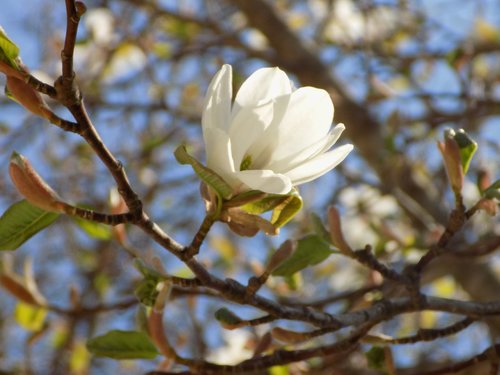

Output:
xmin=284 ymin=144 xmax=353 ymax=185
xmin=228 ymin=100 xmax=275 ymax=168
xmin=202 ymin=64 xmax=232 ymax=135
xmin=233 ymin=67 xmax=292 ymax=111
xmin=269 ymin=87 xmax=334 ymax=163
xmin=235 ymin=169 xmax=292 ymax=195
xmin=204 ymin=127 xmax=237 ymax=186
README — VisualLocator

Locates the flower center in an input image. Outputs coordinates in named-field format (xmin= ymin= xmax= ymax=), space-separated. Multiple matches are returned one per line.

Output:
xmin=240 ymin=155 xmax=252 ymax=171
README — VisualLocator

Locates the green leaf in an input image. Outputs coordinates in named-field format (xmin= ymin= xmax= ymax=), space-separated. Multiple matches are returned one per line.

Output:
xmin=310 ymin=212 xmax=331 ymax=244
xmin=272 ymin=235 xmax=334 ymax=277
xmin=87 ymin=330 xmax=158 ymax=360
xmin=270 ymin=191 xmax=303 ymax=228
xmin=0 ymin=200 xmax=59 ymax=251
xmin=174 ymin=144 xmax=233 ymax=200
xmin=214 ymin=307 xmax=242 ymax=328
xmin=14 ymin=302 xmax=47 ymax=331
xmin=0 ymin=26 xmax=20 ymax=70
xmin=365 ymin=346 xmax=386 ymax=370
xmin=452 ymin=129 xmax=477 ymax=174
xmin=74 ymin=218 xmax=112 ymax=240
xmin=483 ymin=180 xmax=500 ymax=200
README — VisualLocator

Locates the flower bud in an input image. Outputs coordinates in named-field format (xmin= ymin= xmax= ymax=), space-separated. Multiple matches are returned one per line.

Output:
xmin=6 ymin=75 xmax=51 ymax=118
xmin=214 ymin=307 xmax=243 ymax=330
xmin=9 ymin=152 xmax=65 ymax=213
xmin=327 ymin=206 xmax=352 ymax=255
xmin=0 ymin=60 xmax=24 ymax=79
xmin=437 ymin=130 xmax=463 ymax=194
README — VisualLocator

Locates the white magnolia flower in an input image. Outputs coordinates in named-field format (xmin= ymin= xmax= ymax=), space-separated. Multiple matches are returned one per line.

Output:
xmin=202 ymin=64 xmax=353 ymax=195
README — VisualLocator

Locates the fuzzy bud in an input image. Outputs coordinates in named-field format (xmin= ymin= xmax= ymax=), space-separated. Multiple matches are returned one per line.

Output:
xmin=327 ymin=206 xmax=352 ymax=255
xmin=6 ymin=75 xmax=51 ymax=118
xmin=9 ymin=152 xmax=65 ymax=212
xmin=437 ymin=130 xmax=464 ymax=194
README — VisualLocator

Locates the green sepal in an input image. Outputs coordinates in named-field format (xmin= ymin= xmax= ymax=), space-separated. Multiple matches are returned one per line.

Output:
xmin=174 ymin=144 xmax=233 ymax=200
xmin=0 ymin=26 xmax=20 ymax=70
xmin=242 ymin=189 xmax=303 ymax=228
xmin=452 ymin=129 xmax=477 ymax=174
xmin=224 ymin=190 xmax=266 ymax=208
xmin=270 ymin=190 xmax=303 ymax=228
xmin=241 ymin=195 xmax=290 ymax=215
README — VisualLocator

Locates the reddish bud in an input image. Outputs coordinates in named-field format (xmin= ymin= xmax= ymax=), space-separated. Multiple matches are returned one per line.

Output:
xmin=110 ymin=188 xmax=128 ymax=244
xmin=327 ymin=206 xmax=352 ymax=255
xmin=477 ymin=168 xmax=491 ymax=192
xmin=9 ymin=152 xmax=65 ymax=212
xmin=0 ymin=273 xmax=41 ymax=306
xmin=0 ymin=60 xmax=24 ymax=79
xmin=75 ymin=1 xmax=87 ymax=16
xmin=437 ymin=132 xmax=464 ymax=193
xmin=6 ymin=75 xmax=51 ymax=118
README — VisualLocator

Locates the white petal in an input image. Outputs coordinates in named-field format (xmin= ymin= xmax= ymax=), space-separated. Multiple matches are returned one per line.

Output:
xmin=204 ymin=127 xmax=237 ymax=186
xmin=284 ymin=144 xmax=353 ymax=185
xmin=268 ymin=87 xmax=334 ymax=164
xmin=202 ymin=64 xmax=232 ymax=136
xmin=235 ymin=169 xmax=292 ymax=194
xmin=244 ymin=95 xmax=291 ymax=169
xmin=233 ymin=67 xmax=292 ymax=111
xmin=268 ymin=123 xmax=346 ymax=173
xmin=228 ymin=100 xmax=275 ymax=169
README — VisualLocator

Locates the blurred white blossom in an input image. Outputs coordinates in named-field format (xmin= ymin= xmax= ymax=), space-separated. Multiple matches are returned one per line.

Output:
xmin=339 ymin=184 xmax=402 ymax=249
xmin=75 ymin=8 xmax=146 ymax=82
xmin=202 ymin=64 xmax=353 ymax=195
xmin=315 ymin=0 xmax=414 ymax=44
xmin=207 ymin=330 xmax=253 ymax=365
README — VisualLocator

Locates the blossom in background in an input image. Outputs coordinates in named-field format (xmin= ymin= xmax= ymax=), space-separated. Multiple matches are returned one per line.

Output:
xmin=202 ymin=64 xmax=353 ymax=195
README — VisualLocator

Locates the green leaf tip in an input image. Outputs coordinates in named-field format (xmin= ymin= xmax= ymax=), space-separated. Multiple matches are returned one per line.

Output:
xmin=446 ymin=128 xmax=478 ymax=174
xmin=174 ymin=144 xmax=233 ymax=200
xmin=0 ymin=200 xmax=59 ymax=251
xmin=214 ymin=307 xmax=242 ymax=329
xmin=0 ymin=26 xmax=20 ymax=71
